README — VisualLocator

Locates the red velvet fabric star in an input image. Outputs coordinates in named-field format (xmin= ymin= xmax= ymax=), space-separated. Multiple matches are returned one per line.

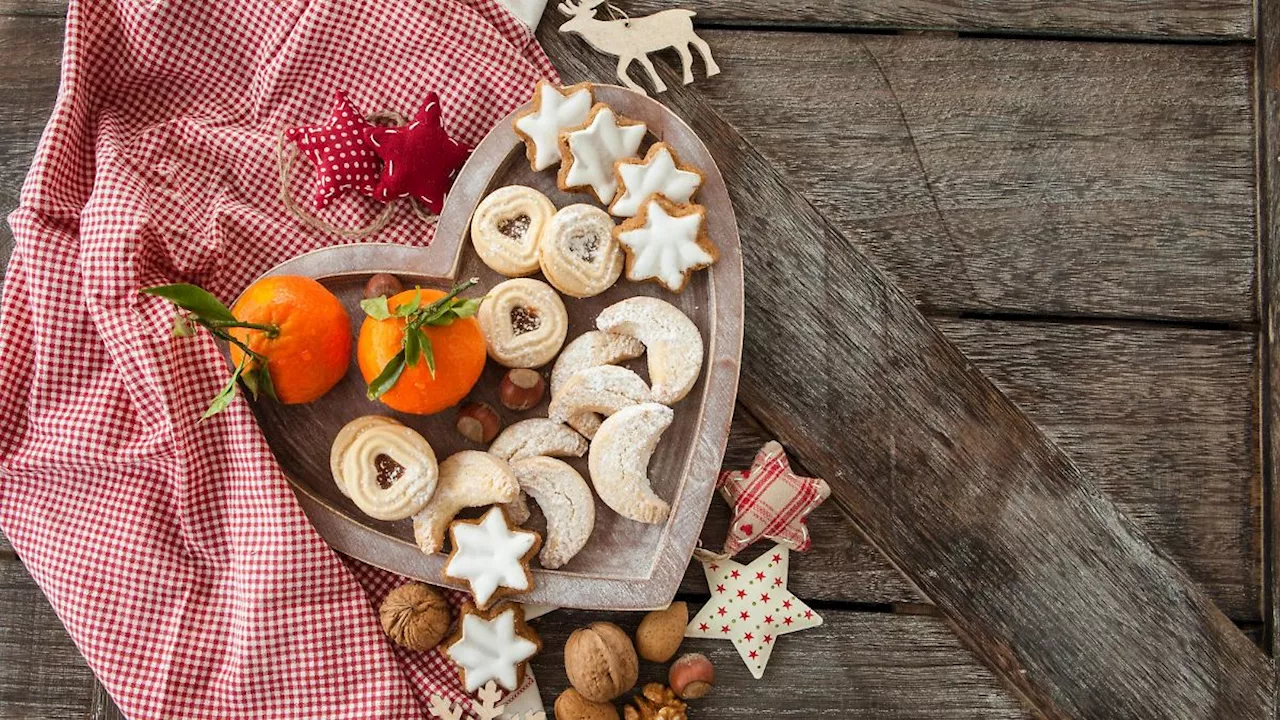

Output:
xmin=364 ymin=93 xmax=471 ymax=214
xmin=285 ymin=91 xmax=380 ymax=208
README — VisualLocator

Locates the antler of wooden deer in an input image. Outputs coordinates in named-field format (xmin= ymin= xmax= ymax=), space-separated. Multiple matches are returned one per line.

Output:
xmin=557 ymin=0 xmax=605 ymax=16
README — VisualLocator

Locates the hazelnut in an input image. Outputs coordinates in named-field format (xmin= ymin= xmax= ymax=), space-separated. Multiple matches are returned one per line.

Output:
xmin=378 ymin=582 xmax=451 ymax=651
xmin=554 ymin=688 xmax=620 ymax=720
xmin=363 ymin=273 xmax=403 ymax=299
xmin=498 ymin=368 xmax=546 ymax=411
xmin=456 ymin=402 xmax=502 ymax=444
xmin=635 ymin=602 xmax=687 ymax=663
xmin=564 ymin=621 xmax=639 ymax=703
xmin=668 ymin=653 xmax=714 ymax=699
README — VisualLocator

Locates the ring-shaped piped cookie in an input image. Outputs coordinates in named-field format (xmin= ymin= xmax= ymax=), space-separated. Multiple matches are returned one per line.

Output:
xmin=470 ymin=186 xmax=555 ymax=277
xmin=477 ymin=278 xmax=569 ymax=368
xmin=330 ymin=416 xmax=439 ymax=522
xmin=539 ymin=204 xmax=624 ymax=298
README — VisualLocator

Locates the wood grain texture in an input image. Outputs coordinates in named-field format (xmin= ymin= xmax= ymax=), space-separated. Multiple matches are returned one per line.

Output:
xmin=538 ymin=23 xmax=1274 ymax=718
xmin=531 ymin=608 xmax=1031 ymax=719
xmin=695 ymin=30 xmax=1257 ymax=323
xmin=0 ymin=15 xmax=59 ymax=259
xmin=0 ymin=558 xmax=95 ymax=719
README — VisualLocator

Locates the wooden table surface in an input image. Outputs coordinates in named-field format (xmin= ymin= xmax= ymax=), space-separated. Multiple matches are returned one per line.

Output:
xmin=0 ymin=0 xmax=1276 ymax=718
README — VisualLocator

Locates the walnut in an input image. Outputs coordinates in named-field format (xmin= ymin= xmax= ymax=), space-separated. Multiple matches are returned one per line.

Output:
xmin=564 ymin=622 xmax=639 ymax=702
xmin=379 ymin=582 xmax=451 ymax=651
xmin=622 ymin=683 xmax=687 ymax=720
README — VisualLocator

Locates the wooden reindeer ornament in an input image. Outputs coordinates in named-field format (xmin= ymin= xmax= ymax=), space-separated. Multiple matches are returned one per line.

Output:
xmin=557 ymin=0 xmax=720 ymax=95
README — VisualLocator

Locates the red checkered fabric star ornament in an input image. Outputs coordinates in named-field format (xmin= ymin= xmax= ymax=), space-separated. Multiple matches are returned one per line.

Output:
xmin=365 ymin=92 xmax=471 ymax=213
xmin=717 ymin=441 xmax=830 ymax=557
xmin=285 ymin=91 xmax=381 ymax=208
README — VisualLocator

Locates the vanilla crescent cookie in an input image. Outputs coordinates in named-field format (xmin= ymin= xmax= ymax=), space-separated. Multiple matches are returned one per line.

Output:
xmin=548 ymin=365 xmax=651 ymax=437
xmin=596 ymin=297 xmax=704 ymax=405
xmin=329 ymin=416 xmax=438 ymax=522
xmin=488 ymin=418 xmax=588 ymax=463
xmin=609 ymin=142 xmax=704 ymax=218
xmin=558 ymin=103 xmax=647 ymax=205
xmin=477 ymin=278 xmax=569 ymax=368
xmin=588 ymin=402 xmax=673 ymax=524
xmin=412 ymin=450 xmax=519 ymax=555
xmin=615 ymin=195 xmax=717 ymax=293
xmin=470 ymin=185 xmax=555 ymax=277
xmin=514 ymin=81 xmax=594 ymax=172
xmin=539 ymin=204 xmax=624 ymax=298
xmin=505 ymin=456 xmax=596 ymax=569
xmin=550 ymin=330 xmax=646 ymax=438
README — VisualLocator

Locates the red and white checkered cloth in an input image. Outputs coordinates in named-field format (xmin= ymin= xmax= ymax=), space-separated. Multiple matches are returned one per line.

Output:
xmin=0 ymin=0 xmax=555 ymax=717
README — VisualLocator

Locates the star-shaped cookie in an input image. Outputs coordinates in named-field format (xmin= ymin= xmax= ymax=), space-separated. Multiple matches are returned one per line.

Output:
xmin=445 ymin=602 xmax=541 ymax=692
xmin=557 ymin=103 xmax=647 ymax=205
xmin=514 ymin=81 xmax=594 ymax=171
xmin=609 ymin=142 xmax=704 ymax=218
xmin=365 ymin=92 xmax=471 ymax=213
xmin=685 ymin=546 xmax=822 ymax=679
xmin=284 ymin=91 xmax=380 ymax=208
xmin=615 ymin=195 xmax=717 ymax=293
xmin=444 ymin=506 xmax=541 ymax=609
xmin=719 ymin=441 xmax=830 ymax=556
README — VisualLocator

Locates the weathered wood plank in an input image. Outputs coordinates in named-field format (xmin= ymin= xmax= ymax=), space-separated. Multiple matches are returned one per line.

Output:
xmin=531 ymin=608 xmax=1031 ymax=719
xmin=0 ymin=558 xmax=95 ymax=719
xmin=0 ymin=15 xmax=59 ymax=262
xmin=696 ymin=30 xmax=1257 ymax=323
xmin=539 ymin=23 xmax=1274 ymax=718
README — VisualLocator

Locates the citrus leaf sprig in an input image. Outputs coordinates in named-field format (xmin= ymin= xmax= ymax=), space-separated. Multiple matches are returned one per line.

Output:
xmin=141 ymin=284 xmax=280 ymax=419
xmin=361 ymin=277 xmax=483 ymax=401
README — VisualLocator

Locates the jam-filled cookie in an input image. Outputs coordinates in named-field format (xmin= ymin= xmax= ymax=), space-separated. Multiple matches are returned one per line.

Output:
xmin=470 ymin=185 xmax=555 ymax=277
xmin=615 ymin=195 xmax=717 ymax=293
xmin=477 ymin=278 xmax=569 ymax=368
xmin=539 ymin=204 xmax=624 ymax=298
xmin=330 ymin=415 xmax=439 ymax=521
xmin=558 ymin=103 xmax=647 ymax=205
xmin=513 ymin=81 xmax=594 ymax=172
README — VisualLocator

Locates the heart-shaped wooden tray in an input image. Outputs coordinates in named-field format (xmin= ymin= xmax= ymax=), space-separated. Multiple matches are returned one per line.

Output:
xmin=250 ymin=85 xmax=743 ymax=610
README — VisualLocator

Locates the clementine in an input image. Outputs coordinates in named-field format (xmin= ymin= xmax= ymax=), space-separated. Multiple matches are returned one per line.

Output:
xmin=229 ymin=275 xmax=351 ymax=404
xmin=358 ymin=288 xmax=487 ymax=415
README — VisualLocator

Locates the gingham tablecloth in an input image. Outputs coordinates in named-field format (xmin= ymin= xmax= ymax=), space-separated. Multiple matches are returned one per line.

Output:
xmin=0 ymin=0 xmax=555 ymax=716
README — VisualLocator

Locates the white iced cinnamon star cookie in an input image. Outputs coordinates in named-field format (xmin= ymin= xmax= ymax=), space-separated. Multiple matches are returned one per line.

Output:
xmin=615 ymin=195 xmax=717 ymax=293
xmin=558 ymin=103 xmax=647 ymax=204
xmin=548 ymin=365 xmax=651 ymax=438
xmin=596 ymin=296 xmax=704 ymax=404
xmin=489 ymin=418 xmax=588 ymax=463
xmin=329 ymin=416 xmax=438 ymax=522
xmin=477 ymin=278 xmax=569 ymax=368
xmin=470 ymin=185 xmax=555 ymax=277
xmin=445 ymin=602 xmax=541 ymax=692
xmin=539 ymin=204 xmax=624 ymax=298
xmin=609 ymin=142 xmax=704 ymax=218
xmin=444 ymin=506 xmax=540 ymax=609
xmin=550 ymin=330 xmax=646 ymax=437
xmin=412 ymin=450 xmax=519 ymax=554
xmin=513 ymin=81 xmax=594 ymax=171
xmin=588 ymin=402 xmax=673 ymax=524
xmin=506 ymin=456 xmax=596 ymax=569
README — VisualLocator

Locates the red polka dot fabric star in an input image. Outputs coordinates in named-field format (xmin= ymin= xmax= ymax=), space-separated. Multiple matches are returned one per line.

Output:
xmin=366 ymin=92 xmax=472 ymax=213
xmin=0 ymin=0 xmax=555 ymax=718
xmin=285 ymin=91 xmax=380 ymax=208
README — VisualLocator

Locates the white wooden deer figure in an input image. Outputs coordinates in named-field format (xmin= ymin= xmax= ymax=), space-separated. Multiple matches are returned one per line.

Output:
xmin=557 ymin=0 xmax=720 ymax=95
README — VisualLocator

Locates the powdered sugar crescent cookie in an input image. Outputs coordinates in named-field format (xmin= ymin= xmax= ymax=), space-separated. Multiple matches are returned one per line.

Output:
xmin=588 ymin=402 xmax=673 ymax=524
xmin=488 ymin=418 xmax=588 ymax=463
xmin=330 ymin=415 xmax=438 ymax=522
xmin=506 ymin=456 xmax=596 ymax=569
xmin=558 ymin=103 xmax=647 ymax=205
xmin=550 ymin=330 xmax=646 ymax=438
xmin=596 ymin=296 xmax=704 ymax=405
xmin=539 ymin=204 xmax=624 ymax=298
xmin=412 ymin=450 xmax=519 ymax=554
xmin=445 ymin=602 xmax=541 ymax=692
xmin=444 ymin=506 xmax=540 ymax=609
xmin=477 ymin=278 xmax=569 ymax=368
xmin=547 ymin=365 xmax=651 ymax=437
xmin=513 ymin=81 xmax=594 ymax=172
xmin=615 ymin=195 xmax=717 ymax=293
xmin=470 ymin=185 xmax=555 ymax=277
xmin=609 ymin=142 xmax=704 ymax=218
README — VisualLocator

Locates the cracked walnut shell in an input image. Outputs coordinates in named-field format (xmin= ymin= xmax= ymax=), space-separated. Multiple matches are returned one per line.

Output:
xmin=379 ymin=582 xmax=451 ymax=651
xmin=622 ymin=683 xmax=687 ymax=720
